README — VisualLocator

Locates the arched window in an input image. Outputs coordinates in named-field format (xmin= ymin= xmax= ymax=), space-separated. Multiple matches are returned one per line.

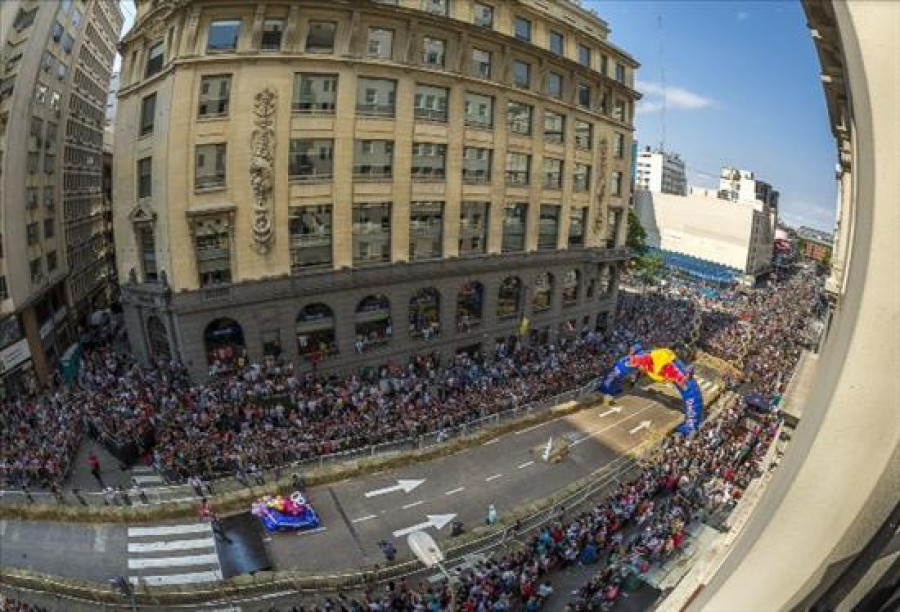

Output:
xmin=409 ymin=288 xmax=441 ymax=340
xmin=532 ymin=272 xmax=553 ymax=312
xmin=146 ymin=316 xmax=170 ymax=360
xmin=562 ymin=269 xmax=581 ymax=305
xmin=355 ymin=294 xmax=391 ymax=353
xmin=296 ymin=303 xmax=337 ymax=359
xmin=204 ymin=317 xmax=245 ymax=365
xmin=456 ymin=281 xmax=484 ymax=332
xmin=497 ymin=276 xmax=522 ymax=318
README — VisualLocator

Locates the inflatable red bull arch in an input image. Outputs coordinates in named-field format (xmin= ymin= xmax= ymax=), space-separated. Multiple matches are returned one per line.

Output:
xmin=598 ymin=345 xmax=704 ymax=435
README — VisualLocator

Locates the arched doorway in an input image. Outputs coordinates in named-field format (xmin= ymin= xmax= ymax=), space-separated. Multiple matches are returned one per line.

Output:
xmin=296 ymin=303 xmax=337 ymax=360
xmin=497 ymin=276 xmax=522 ymax=318
xmin=355 ymin=294 xmax=391 ymax=352
xmin=532 ymin=272 xmax=554 ymax=312
xmin=146 ymin=316 xmax=171 ymax=360
xmin=562 ymin=269 xmax=581 ymax=305
xmin=456 ymin=281 xmax=484 ymax=332
xmin=409 ymin=288 xmax=441 ymax=340
xmin=204 ymin=317 xmax=245 ymax=366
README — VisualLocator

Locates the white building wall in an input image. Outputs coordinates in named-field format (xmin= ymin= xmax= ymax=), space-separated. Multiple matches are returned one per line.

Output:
xmin=634 ymin=190 xmax=773 ymax=275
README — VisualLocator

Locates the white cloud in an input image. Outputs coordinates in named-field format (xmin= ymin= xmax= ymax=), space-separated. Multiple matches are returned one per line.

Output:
xmin=636 ymin=81 xmax=714 ymax=115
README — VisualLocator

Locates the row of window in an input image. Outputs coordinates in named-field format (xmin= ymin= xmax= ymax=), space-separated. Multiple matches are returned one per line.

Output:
xmin=156 ymin=3 xmax=629 ymax=84
xmin=141 ymin=16 xmax=631 ymax=118
xmin=192 ymin=282 xmax=612 ymax=364
xmin=28 ymin=250 xmax=58 ymax=285
xmin=147 ymin=70 xmax=628 ymax=137
xmin=135 ymin=142 xmax=624 ymax=196
xmin=26 ymin=218 xmax=57 ymax=245
xmin=25 ymin=186 xmax=56 ymax=212
xmin=136 ymin=199 xmax=613 ymax=288
xmin=383 ymin=0 xmax=631 ymax=84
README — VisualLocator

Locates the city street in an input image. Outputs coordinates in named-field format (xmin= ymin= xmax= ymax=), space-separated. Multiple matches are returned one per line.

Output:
xmin=0 ymin=387 xmax=706 ymax=585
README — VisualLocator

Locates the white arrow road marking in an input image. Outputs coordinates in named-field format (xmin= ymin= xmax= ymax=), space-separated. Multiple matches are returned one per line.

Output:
xmin=571 ymin=403 xmax=655 ymax=447
xmin=599 ymin=406 xmax=623 ymax=417
xmin=364 ymin=479 xmax=426 ymax=498
xmin=351 ymin=514 xmax=377 ymax=524
xmin=629 ymin=420 xmax=652 ymax=435
xmin=444 ymin=487 xmax=465 ymax=496
xmin=542 ymin=436 xmax=554 ymax=461
xmin=392 ymin=513 xmax=457 ymax=538
xmin=401 ymin=500 xmax=424 ymax=510
xmin=485 ymin=474 xmax=503 ymax=482
xmin=517 ymin=461 xmax=535 ymax=469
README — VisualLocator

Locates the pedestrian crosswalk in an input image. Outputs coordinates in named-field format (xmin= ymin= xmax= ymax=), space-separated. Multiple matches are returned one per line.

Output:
xmin=131 ymin=465 xmax=167 ymax=489
xmin=127 ymin=522 xmax=223 ymax=586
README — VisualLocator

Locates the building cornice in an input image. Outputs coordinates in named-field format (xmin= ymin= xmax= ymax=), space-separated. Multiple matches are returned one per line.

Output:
xmin=122 ymin=247 xmax=629 ymax=314
xmin=119 ymin=0 xmax=640 ymax=99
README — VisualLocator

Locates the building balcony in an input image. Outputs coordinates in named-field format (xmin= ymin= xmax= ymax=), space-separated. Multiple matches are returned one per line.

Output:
xmin=414 ymin=108 xmax=448 ymax=122
xmin=355 ymin=103 xmax=395 ymax=118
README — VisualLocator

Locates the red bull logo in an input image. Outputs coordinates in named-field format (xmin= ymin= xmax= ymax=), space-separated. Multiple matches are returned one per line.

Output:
xmin=627 ymin=353 xmax=656 ymax=372
xmin=659 ymin=361 xmax=690 ymax=389
xmin=626 ymin=348 xmax=692 ymax=388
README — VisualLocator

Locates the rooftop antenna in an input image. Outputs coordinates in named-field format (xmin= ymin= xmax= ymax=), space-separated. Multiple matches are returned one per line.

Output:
xmin=657 ymin=14 xmax=667 ymax=153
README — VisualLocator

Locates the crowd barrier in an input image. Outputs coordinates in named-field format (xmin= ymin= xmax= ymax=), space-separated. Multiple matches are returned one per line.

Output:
xmin=0 ymin=376 xmax=602 ymax=508
xmin=0 ymin=381 xmax=745 ymax=607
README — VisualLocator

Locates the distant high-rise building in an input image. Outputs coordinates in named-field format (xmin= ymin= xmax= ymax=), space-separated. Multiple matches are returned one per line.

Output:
xmin=634 ymin=147 xmax=687 ymax=196
xmin=717 ymin=166 xmax=780 ymax=212
xmin=0 ymin=0 xmax=124 ymax=396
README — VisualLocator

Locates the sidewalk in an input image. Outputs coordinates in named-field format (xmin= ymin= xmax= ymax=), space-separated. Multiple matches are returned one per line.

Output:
xmin=67 ymin=438 xmax=139 ymax=492
xmin=780 ymin=349 xmax=818 ymax=425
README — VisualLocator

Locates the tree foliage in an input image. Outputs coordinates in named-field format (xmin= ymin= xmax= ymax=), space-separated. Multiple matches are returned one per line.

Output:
xmin=626 ymin=209 xmax=665 ymax=284
xmin=627 ymin=209 xmax=648 ymax=256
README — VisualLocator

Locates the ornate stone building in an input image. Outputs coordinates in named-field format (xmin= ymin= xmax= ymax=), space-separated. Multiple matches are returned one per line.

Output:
xmin=114 ymin=0 xmax=639 ymax=380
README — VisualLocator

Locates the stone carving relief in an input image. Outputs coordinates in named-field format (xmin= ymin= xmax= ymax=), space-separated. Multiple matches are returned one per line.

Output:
xmin=250 ymin=88 xmax=277 ymax=255
xmin=187 ymin=214 xmax=232 ymax=239
xmin=593 ymin=137 xmax=610 ymax=237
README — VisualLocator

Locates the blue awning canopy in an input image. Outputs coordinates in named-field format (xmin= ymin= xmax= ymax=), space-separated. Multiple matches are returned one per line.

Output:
xmin=652 ymin=249 xmax=741 ymax=284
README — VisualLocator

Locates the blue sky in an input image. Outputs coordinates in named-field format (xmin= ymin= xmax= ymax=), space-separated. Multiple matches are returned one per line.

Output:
xmin=117 ymin=0 xmax=836 ymax=231
xmin=590 ymin=0 xmax=837 ymax=230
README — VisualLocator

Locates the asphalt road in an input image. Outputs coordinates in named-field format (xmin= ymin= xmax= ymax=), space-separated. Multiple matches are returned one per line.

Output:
xmin=0 ymin=388 xmax=696 ymax=585
xmin=252 ymin=391 xmax=686 ymax=571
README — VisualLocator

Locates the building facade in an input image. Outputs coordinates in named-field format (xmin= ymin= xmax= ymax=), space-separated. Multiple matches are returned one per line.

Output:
xmin=718 ymin=166 xmax=780 ymax=213
xmin=114 ymin=0 xmax=639 ymax=380
xmin=796 ymin=226 xmax=834 ymax=263
xmin=0 ymin=0 xmax=123 ymax=396
xmin=634 ymin=147 xmax=687 ymax=196
xmin=634 ymin=190 xmax=775 ymax=279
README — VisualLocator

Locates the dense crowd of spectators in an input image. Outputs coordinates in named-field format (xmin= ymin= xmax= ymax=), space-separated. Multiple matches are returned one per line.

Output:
xmin=1 ymin=274 xmax=706 ymax=488
xmin=444 ymin=400 xmax=780 ymax=611
xmin=1 ymin=266 xmax=820 ymax=612
xmin=1 ymin=269 xmax=816 ymax=496
xmin=257 ymin=393 xmax=781 ymax=612
xmin=273 ymin=269 xmax=816 ymax=611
